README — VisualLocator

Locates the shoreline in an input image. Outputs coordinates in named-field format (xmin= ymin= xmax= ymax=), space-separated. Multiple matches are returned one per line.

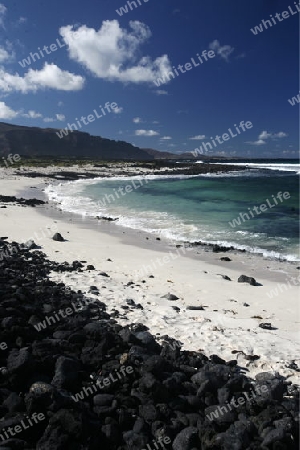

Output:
xmin=0 ymin=164 xmax=299 ymax=385
xmin=43 ymin=166 xmax=299 ymax=264
xmin=37 ymin=193 xmax=298 ymax=284
xmin=24 ymin=172 xmax=299 ymax=282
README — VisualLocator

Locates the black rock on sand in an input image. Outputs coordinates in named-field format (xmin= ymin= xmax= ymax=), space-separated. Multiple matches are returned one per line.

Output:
xmin=0 ymin=239 xmax=298 ymax=449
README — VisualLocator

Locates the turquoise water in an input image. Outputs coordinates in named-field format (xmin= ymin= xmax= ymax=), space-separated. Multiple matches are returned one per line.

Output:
xmin=46 ymin=162 xmax=299 ymax=261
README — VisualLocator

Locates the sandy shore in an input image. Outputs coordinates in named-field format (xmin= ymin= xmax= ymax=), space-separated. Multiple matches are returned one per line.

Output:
xmin=0 ymin=165 xmax=299 ymax=385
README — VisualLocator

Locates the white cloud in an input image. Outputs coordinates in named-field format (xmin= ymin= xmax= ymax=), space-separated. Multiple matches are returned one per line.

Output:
xmin=17 ymin=17 xmax=27 ymax=25
xmin=133 ymin=117 xmax=142 ymax=123
xmin=22 ymin=110 xmax=42 ymax=119
xmin=43 ymin=114 xmax=66 ymax=122
xmin=246 ymin=139 xmax=266 ymax=146
xmin=60 ymin=20 xmax=172 ymax=84
xmin=57 ymin=101 xmax=64 ymax=107
xmin=160 ymin=136 xmax=172 ymax=140
xmin=0 ymin=40 xmax=14 ymax=63
xmin=274 ymin=131 xmax=287 ymax=138
xmin=0 ymin=63 xmax=85 ymax=93
xmin=135 ymin=129 xmax=159 ymax=136
xmin=0 ymin=101 xmax=18 ymax=119
xmin=0 ymin=102 xmax=43 ymax=119
xmin=112 ymin=106 xmax=123 ymax=114
xmin=258 ymin=130 xmax=272 ymax=140
xmin=0 ymin=4 xmax=6 ymax=28
xmin=247 ymin=130 xmax=288 ymax=145
xmin=189 ymin=135 xmax=206 ymax=140
xmin=155 ymin=89 xmax=168 ymax=95
xmin=0 ymin=47 xmax=10 ymax=63
xmin=0 ymin=102 xmax=43 ymax=120
xmin=209 ymin=40 xmax=234 ymax=61
xmin=283 ymin=149 xmax=296 ymax=155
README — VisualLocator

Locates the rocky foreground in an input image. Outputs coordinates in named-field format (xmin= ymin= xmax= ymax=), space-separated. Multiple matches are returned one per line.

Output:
xmin=0 ymin=239 xmax=299 ymax=449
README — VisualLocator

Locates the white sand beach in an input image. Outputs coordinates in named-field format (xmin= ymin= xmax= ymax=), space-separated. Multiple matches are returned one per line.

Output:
xmin=0 ymin=165 xmax=299 ymax=385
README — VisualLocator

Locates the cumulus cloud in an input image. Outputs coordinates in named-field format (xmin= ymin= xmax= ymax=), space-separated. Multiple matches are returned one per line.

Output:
xmin=43 ymin=114 xmax=66 ymax=122
xmin=258 ymin=130 xmax=272 ymax=140
xmin=112 ymin=106 xmax=123 ymax=114
xmin=247 ymin=130 xmax=288 ymax=146
xmin=17 ymin=17 xmax=27 ymax=25
xmin=209 ymin=40 xmax=234 ymax=61
xmin=160 ymin=136 xmax=172 ymax=140
xmin=274 ymin=131 xmax=288 ymax=138
xmin=0 ymin=4 xmax=6 ymax=28
xmin=0 ymin=102 xmax=44 ymax=120
xmin=189 ymin=135 xmax=206 ymax=140
xmin=0 ymin=47 xmax=10 ymax=63
xmin=246 ymin=139 xmax=266 ymax=146
xmin=0 ymin=40 xmax=14 ymax=63
xmin=133 ymin=117 xmax=142 ymax=123
xmin=22 ymin=110 xmax=42 ymax=119
xmin=0 ymin=63 xmax=85 ymax=93
xmin=60 ymin=20 xmax=172 ymax=84
xmin=155 ymin=89 xmax=168 ymax=95
xmin=135 ymin=129 xmax=159 ymax=136
xmin=0 ymin=101 xmax=18 ymax=119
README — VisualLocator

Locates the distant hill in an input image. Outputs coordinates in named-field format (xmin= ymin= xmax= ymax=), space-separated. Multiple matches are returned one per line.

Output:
xmin=0 ymin=122 xmax=154 ymax=161
xmin=142 ymin=148 xmax=206 ymax=160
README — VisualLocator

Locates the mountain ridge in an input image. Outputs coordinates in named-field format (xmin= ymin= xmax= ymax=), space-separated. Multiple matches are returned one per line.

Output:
xmin=0 ymin=122 xmax=155 ymax=161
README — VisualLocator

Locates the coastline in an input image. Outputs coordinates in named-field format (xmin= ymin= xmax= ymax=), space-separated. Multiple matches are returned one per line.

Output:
xmin=0 ymin=164 xmax=299 ymax=385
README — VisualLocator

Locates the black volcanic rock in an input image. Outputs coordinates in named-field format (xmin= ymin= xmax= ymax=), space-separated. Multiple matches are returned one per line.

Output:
xmin=52 ymin=233 xmax=64 ymax=242
xmin=0 ymin=240 xmax=298 ymax=449
xmin=238 ymin=275 xmax=258 ymax=286
xmin=259 ymin=322 xmax=277 ymax=330
xmin=0 ymin=195 xmax=45 ymax=206
xmin=161 ymin=293 xmax=179 ymax=301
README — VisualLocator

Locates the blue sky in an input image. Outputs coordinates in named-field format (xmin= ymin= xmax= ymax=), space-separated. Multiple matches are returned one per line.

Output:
xmin=0 ymin=0 xmax=298 ymax=157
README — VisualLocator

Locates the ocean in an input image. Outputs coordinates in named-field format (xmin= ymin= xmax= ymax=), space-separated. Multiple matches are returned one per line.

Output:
xmin=45 ymin=160 xmax=300 ymax=262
